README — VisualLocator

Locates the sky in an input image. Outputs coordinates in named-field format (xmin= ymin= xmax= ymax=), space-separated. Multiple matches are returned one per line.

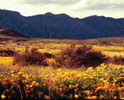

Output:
xmin=0 ymin=0 xmax=123 ymax=18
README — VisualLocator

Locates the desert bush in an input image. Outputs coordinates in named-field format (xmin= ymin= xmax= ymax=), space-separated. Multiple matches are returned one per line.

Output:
xmin=0 ymin=50 xmax=15 ymax=57
xmin=112 ymin=56 xmax=124 ymax=65
xmin=44 ymin=52 xmax=55 ymax=58
xmin=82 ymin=51 xmax=108 ymax=67
xmin=55 ymin=45 xmax=108 ymax=68
xmin=13 ymin=48 xmax=46 ymax=66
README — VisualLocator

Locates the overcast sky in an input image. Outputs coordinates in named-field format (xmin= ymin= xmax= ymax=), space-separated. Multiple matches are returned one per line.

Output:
xmin=0 ymin=0 xmax=123 ymax=18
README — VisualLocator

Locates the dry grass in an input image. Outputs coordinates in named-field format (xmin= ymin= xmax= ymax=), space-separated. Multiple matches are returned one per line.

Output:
xmin=1 ymin=36 xmax=124 ymax=67
xmin=0 ymin=57 xmax=13 ymax=65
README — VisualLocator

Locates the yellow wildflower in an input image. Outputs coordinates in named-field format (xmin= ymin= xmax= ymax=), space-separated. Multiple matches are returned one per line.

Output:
xmin=74 ymin=94 xmax=78 ymax=99
xmin=1 ymin=95 xmax=6 ymax=99
xmin=44 ymin=95 xmax=51 ymax=99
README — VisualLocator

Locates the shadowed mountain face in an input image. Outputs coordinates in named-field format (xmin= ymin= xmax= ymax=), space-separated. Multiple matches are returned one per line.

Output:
xmin=0 ymin=9 xmax=124 ymax=39
xmin=0 ymin=28 xmax=29 ymax=38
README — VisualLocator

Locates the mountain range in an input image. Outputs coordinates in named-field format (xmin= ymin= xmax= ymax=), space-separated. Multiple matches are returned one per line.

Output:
xmin=0 ymin=9 xmax=124 ymax=40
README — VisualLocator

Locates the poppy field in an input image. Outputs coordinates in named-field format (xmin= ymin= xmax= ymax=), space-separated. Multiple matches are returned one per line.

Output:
xmin=0 ymin=64 xmax=124 ymax=99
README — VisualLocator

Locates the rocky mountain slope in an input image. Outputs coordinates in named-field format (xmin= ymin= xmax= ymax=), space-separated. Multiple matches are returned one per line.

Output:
xmin=0 ymin=9 xmax=124 ymax=39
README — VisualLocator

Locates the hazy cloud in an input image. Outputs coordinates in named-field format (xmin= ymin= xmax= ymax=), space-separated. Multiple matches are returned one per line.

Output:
xmin=1 ymin=0 xmax=124 ymax=18
xmin=78 ymin=0 xmax=124 ymax=10
xmin=22 ymin=0 xmax=81 ymax=5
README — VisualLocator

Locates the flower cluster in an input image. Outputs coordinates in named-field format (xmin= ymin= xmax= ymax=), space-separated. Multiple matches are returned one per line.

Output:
xmin=0 ymin=64 xmax=124 ymax=99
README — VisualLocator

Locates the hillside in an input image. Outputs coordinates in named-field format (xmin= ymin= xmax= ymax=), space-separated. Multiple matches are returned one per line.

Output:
xmin=0 ymin=32 xmax=124 ymax=47
xmin=0 ymin=28 xmax=29 ymax=38
xmin=0 ymin=9 xmax=124 ymax=39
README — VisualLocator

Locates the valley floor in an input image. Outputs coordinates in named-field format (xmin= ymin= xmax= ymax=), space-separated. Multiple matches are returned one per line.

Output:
xmin=0 ymin=37 xmax=124 ymax=99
